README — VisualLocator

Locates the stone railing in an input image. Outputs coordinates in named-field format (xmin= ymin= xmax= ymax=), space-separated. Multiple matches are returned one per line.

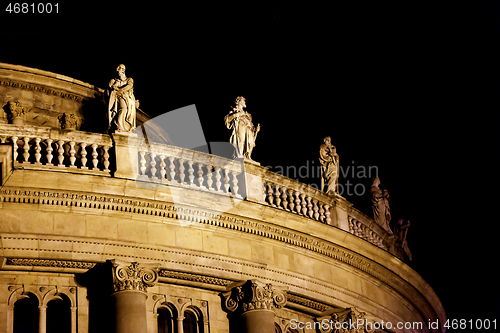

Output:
xmin=133 ymin=141 xmax=244 ymax=198
xmin=0 ymin=124 xmax=112 ymax=175
xmin=348 ymin=208 xmax=388 ymax=250
xmin=0 ymin=124 xmax=404 ymax=257
xmin=260 ymin=170 xmax=332 ymax=225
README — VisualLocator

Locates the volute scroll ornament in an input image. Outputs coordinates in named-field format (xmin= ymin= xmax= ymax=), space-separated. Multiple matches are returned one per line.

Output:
xmin=110 ymin=260 xmax=159 ymax=293
xmin=316 ymin=307 xmax=375 ymax=333
xmin=221 ymin=279 xmax=287 ymax=315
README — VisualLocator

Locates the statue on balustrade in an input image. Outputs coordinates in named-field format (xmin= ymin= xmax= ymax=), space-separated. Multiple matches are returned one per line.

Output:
xmin=224 ymin=96 xmax=260 ymax=160
xmin=107 ymin=64 xmax=137 ymax=133
xmin=370 ymin=177 xmax=392 ymax=233
xmin=319 ymin=136 xmax=339 ymax=195
xmin=393 ymin=218 xmax=410 ymax=247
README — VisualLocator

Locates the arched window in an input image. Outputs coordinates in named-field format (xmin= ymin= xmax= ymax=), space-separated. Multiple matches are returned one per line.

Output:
xmin=46 ymin=294 xmax=71 ymax=333
xmin=157 ymin=304 xmax=177 ymax=333
xmin=183 ymin=307 xmax=203 ymax=333
xmin=14 ymin=293 xmax=39 ymax=333
xmin=275 ymin=323 xmax=283 ymax=333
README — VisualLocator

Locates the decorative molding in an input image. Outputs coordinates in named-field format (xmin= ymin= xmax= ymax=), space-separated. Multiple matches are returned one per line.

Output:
xmin=110 ymin=260 xmax=159 ymax=293
xmin=5 ymin=257 xmax=96 ymax=270
xmin=0 ymin=79 xmax=101 ymax=102
xmin=158 ymin=269 xmax=233 ymax=287
xmin=221 ymin=279 xmax=287 ymax=314
xmin=316 ymin=307 xmax=374 ymax=333
xmin=286 ymin=293 xmax=332 ymax=312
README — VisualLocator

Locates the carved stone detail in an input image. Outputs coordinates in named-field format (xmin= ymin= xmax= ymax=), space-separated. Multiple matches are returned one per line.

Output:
xmin=110 ymin=260 xmax=159 ymax=293
xmin=5 ymin=101 xmax=29 ymax=124
xmin=222 ymin=280 xmax=287 ymax=315
xmin=58 ymin=112 xmax=79 ymax=130
xmin=316 ymin=307 xmax=374 ymax=333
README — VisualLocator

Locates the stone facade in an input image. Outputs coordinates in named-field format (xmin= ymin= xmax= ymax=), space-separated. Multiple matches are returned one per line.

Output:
xmin=0 ymin=63 xmax=445 ymax=333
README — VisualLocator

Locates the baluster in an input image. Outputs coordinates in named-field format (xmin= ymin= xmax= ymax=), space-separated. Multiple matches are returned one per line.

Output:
xmin=68 ymin=141 xmax=76 ymax=167
xmin=45 ymin=139 xmax=53 ymax=165
xmin=281 ymin=187 xmax=289 ymax=210
xmin=307 ymin=196 xmax=313 ymax=218
xmin=318 ymin=203 xmax=325 ymax=222
xmin=187 ymin=161 xmax=195 ymax=186
xmin=91 ymin=144 xmax=99 ymax=170
xmin=159 ymin=155 xmax=166 ymax=181
xmin=294 ymin=190 xmax=302 ymax=214
xmin=0 ymin=137 xmax=5 ymax=143
xmin=22 ymin=137 xmax=30 ymax=164
xmin=266 ymin=182 xmax=275 ymax=206
xmin=214 ymin=166 xmax=222 ymax=191
xmin=57 ymin=140 xmax=65 ymax=167
xmin=34 ymin=138 xmax=42 ymax=165
xmin=300 ymin=193 xmax=307 ymax=216
xmin=197 ymin=163 xmax=205 ymax=188
xmin=206 ymin=163 xmax=213 ymax=190
xmin=80 ymin=143 xmax=88 ymax=169
xmin=313 ymin=199 xmax=319 ymax=220
xmin=139 ymin=150 xmax=146 ymax=176
xmin=103 ymin=145 xmax=110 ymax=172
xmin=223 ymin=168 xmax=230 ymax=193
xmin=231 ymin=170 xmax=240 ymax=197
xmin=274 ymin=185 xmax=282 ymax=208
xmin=324 ymin=204 xmax=331 ymax=224
xmin=178 ymin=158 xmax=186 ymax=184
xmin=150 ymin=152 xmax=157 ymax=179
xmin=168 ymin=156 xmax=176 ymax=182
xmin=287 ymin=189 xmax=295 ymax=212
xmin=11 ymin=136 xmax=18 ymax=162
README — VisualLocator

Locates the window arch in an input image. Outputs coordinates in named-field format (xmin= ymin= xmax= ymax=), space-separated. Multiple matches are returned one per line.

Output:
xmin=13 ymin=292 xmax=39 ymax=333
xmin=182 ymin=306 xmax=203 ymax=333
xmin=287 ymin=328 xmax=299 ymax=333
xmin=275 ymin=322 xmax=283 ymax=333
xmin=157 ymin=303 xmax=178 ymax=333
xmin=46 ymin=293 xmax=71 ymax=333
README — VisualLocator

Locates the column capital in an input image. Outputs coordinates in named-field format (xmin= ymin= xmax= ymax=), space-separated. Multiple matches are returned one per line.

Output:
xmin=316 ymin=307 xmax=372 ymax=333
xmin=109 ymin=259 xmax=159 ymax=293
xmin=222 ymin=279 xmax=287 ymax=315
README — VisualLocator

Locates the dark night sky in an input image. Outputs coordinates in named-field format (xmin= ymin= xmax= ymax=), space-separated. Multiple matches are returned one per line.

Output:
xmin=1 ymin=1 xmax=499 ymax=329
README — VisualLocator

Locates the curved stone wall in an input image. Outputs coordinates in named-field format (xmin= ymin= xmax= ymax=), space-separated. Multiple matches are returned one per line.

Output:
xmin=0 ymin=64 xmax=445 ymax=333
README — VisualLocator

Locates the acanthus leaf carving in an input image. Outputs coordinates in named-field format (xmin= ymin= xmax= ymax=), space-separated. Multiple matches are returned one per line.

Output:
xmin=110 ymin=260 xmax=159 ymax=293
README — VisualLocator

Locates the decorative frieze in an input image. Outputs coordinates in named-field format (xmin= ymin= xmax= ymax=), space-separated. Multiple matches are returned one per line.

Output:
xmin=222 ymin=280 xmax=287 ymax=315
xmin=5 ymin=258 xmax=97 ymax=270
xmin=316 ymin=307 xmax=373 ymax=333
xmin=110 ymin=260 xmax=159 ymax=293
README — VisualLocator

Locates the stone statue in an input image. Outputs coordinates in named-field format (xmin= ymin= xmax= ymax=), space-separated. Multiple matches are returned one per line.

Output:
xmin=393 ymin=218 xmax=410 ymax=247
xmin=319 ymin=137 xmax=339 ymax=195
xmin=107 ymin=64 xmax=137 ymax=133
xmin=370 ymin=177 xmax=392 ymax=234
xmin=224 ymin=96 xmax=260 ymax=159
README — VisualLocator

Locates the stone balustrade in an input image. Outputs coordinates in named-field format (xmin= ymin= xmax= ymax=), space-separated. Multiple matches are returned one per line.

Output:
xmin=348 ymin=208 xmax=388 ymax=250
xmin=135 ymin=141 xmax=244 ymax=198
xmin=261 ymin=171 xmax=332 ymax=225
xmin=0 ymin=123 xmax=401 ymax=256
xmin=0 ymin=124 xmax=112 ymax=175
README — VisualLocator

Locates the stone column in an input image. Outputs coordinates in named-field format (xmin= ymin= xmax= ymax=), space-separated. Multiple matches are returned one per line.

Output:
xmin=222 ymin=279 xmax=287 ymax=333
xmin=38 ymin=305 xmax=47 ymax=333
xmin=110 ymin=260 xmax=159 ymax=333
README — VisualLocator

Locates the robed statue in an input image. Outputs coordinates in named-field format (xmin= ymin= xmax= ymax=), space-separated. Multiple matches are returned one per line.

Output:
xmin=224 ymin=96 xmax=260 ymax=159
xmin=319 ymin=137 xmax=339 ymax=195
xmin=370 ymin=177 xmax=393 ymax=233
xmin=107 ymin=64 xmax=137 ymax=133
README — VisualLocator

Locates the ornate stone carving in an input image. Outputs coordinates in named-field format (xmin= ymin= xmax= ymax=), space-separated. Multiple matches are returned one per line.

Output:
xmin=370 ymin=177 xmax=392 ymax=234
xmin=58 ymin=112 xmax=79 ymax=130
xmin=107 ymin=64 xmax=137 ymax=133
xmin=5 ymin=101 xmax=29 ymax=125
xmin=316 ymin=307 xmax=375 ymax=333
xmin=222 ymin=280 xmax=287 ymax=315
xmin=319 ymin=136 xmax=339 ymax=195
xmin=224 ymin=96 xmax=260 ymax=160
xmin=5 ymin=258 xmax=97 ymax=270
xmin=110 ymin=260 xmax=159 ymax=293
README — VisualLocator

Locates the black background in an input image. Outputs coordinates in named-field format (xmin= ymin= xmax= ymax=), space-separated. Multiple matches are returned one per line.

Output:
xmin=1 ymin=2 xmax=499 ymax=330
